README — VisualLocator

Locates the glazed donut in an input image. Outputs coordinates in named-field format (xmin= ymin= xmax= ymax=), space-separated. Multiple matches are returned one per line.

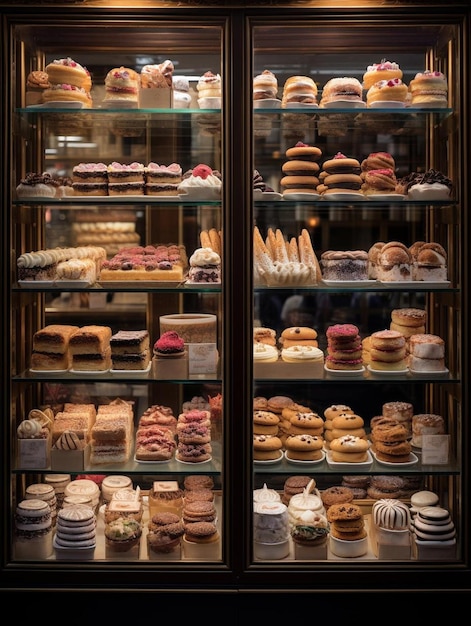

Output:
xmin=324 ymin=405 xmax=354 ymax=420
xmin=286 ymin=143 xmax=322 ymax=160
xmin=282 ymin=160 xmax=320 ymax=174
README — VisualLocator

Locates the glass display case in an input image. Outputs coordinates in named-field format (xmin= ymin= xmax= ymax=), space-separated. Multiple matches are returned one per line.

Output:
xmin=1 ymin=0 xmax=470 ymax=594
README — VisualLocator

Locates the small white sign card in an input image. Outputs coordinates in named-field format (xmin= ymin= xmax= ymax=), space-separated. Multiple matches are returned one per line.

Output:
xmin=188 ymin=343 xmax=218 ymax=375
xmin=421 ymin=434 xmax=450 ymax=465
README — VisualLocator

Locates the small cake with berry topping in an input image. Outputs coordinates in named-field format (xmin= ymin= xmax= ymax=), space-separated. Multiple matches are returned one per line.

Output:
xmin=178 ymin=164 xmax=222 ymax=200
xmin=363 ymin=60 xmax=403 ymax=90
xmin=366 ymin=78 xmax=408 ymax=107
xmin=145 ymin=162 xmax=182 ymax=196
xmin=153 ymin=331 xmax=186 ymax=359
xmin=409 ymin=70 xmax=448 ymax=107
xmin=98 ymin=244 xmax=187 ymax=282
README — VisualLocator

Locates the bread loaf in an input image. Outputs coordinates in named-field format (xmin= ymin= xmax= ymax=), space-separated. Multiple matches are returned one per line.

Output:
xmin=33 ymin=325 xmax=80 ymax=354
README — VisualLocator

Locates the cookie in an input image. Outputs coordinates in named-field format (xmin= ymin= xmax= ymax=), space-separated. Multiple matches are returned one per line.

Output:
xmin=323 ymin=404 xmax=354 ymax=420
xmin=253 ymin=434 xmax=283 ymax=460
xmin=321 ymin=486 xmax=354 ymax=509
xmin=284 ymin=434 xmax=324 ymax=461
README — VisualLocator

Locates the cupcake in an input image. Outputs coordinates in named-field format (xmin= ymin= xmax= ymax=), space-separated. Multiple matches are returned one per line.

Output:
xmin=153 ymin=331 xmax=185 ymax=358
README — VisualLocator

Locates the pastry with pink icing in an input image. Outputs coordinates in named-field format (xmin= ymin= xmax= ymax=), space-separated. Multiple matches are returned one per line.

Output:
xmin=153 ymin=331 xmax=185 ymax=358
xmin=363 ymin=60 xmax=403 ymax=90
xmin=178 ymin=164 xmax=222 ymax=199
xmin=145 ymin=162 xmax=182 ymax=196
xmin=409 ymin=70 xmax=447 ymax=107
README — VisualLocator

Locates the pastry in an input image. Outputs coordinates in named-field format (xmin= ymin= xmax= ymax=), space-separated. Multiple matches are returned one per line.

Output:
xmin=411 ymin=413 xmax=445 ymax=448
xmin=253 ymin=69 xmax=278 ymax=101
xmin=45 ymin=57 xmax=91 ymax=90
xmin=317 ymin=152 xmax=362 ymax=196
xmin=325 ymin=323 xmax=363 ymax=371
xmin=145 ymin=162 xmax=182 ymax=196
xmin=253 ymin=434 xmax=282 ymax=461
xmin=281 ymin=75 xmax=318 ymax=107
xmin=253 ymin=410 xmax=280 ymax=436
xmin=110 ymin=329 xmax=150 ymax=371
xmin=173 ymin=75 xmax=192 ymax=108
xmin=376 ymin=241 xmax=412 ymax=282
xmin=147 ymin=512 xmax=184 ymax=554
xmin=54 ymin=503 xmax=97 ymax=550
xmin=16 ymin=172 xmax=57 ymax=199
xmin=396 ymin=168 xmax=452 ymax=200
xmin=363 ymin=60 xmax=403 ymax=90
xmin=368 ymin=329 xmax=407 ymax=371
xmin=105 ymin=517 xmax=142 ymax=552
xmin=284 ymin=434 xmax=324 ymax=461
xmin=178 ymin=164 xmax=222 ymax=197
xmin=409 ymin=70 xmax=448 ymax=107
xmin=280 ymin=345 xmax=324 ymax=363
xmin=99 ymin=244 xmax=187 ymax=283
xmin=361 ymin=168 xmax=397 ymax=195
xmin=329 ymin=434 xmax=369 ymax=463
xmin=140 ymin=60 xmax=174 ymax=88
xmin=279 ymin=326 xmax=318 ymax=348
xmin=319 ymin=77 xmax=363 ymax=106
xmin=280 ymin=142 xmax=322 ymax=196
xmin=153 ymin=331 xmax=185 ymax=358
xmin=409 ymin=333 xmax=446 ymax=371
xmin=42 ymin=83 xmax=92 ymax=107
xmin=187 ymin=247 xmax=221 ymax=284
xmin=197 ymin=70 xmax=222 ymax=106
xmin=321 ymin=486 xmax=354 ymax=510
xmin=410 ymin=242 xmax=447 ymax=282
xmin=366 ymin=78 xmax=408 ymax=106
xmin=103 ymin=66 xmax=140 ymax=104
xmin=253 ymin=483 xmax=281 ymax=504
xmin=25 ymin=70 xmax=51 ymax=105
xmin=327 ymin=503 xmax=367 ymax=541
xmin=320 ymin=250 xmax=368 ymax=280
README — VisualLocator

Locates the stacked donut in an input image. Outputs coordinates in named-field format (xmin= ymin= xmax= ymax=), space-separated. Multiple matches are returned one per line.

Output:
xmin=325 ymin=323 xmax=363 ymax=371
xmin=390 ymin=308 xmax=427 ymax=352
xmin=316 ymin=152 xmax=363 ymax=196
xmin=280 ymin=142 xmax=322 ymax=196
xmin=368 ymin=329 xmax=407 ymax=371
xmin=281 ymin=75 xmax=318 ymax=107
xmin=370 ymin=417 xmax=412 ymax=463
xmin=44 ymin=57 xmax=92 ymax=107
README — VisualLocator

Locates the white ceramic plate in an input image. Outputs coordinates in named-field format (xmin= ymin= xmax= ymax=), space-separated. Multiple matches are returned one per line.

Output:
xmin=323 ymin=100 xmax=366 ymax=109
xmin=40 ymin=101 xmax=85 ymax=109
xmin=326 ymin=449 xmax=373 ymax=471
xmin=253 ymin=98 xmax=281 ymax=109
xmin=97 ymin=280 xmax=181 ymax=289
xmin=175 ymin=455 xmax=213 ymax=465
xmin=254 ymin=191 xmax=283 ymax=201
xmin=134 ymin=455 xmax=173 ymax=464
xmin=282 ymin=192 xmax=320 ymax=201
xmin=18 ymin=280 xmax=55 ymax=289
xmin=69 ymin=368 xmax=110 ymax=376
xmin=29 ymin=368 xmax=68 ymax=374
xmin=409 ymin=367 xmax=449 ymax=377
xmin=285 ymin=450 xmax=326 ymax=465
xmin=324 ymin=364 xmax=365 ymax=378
xmin=371 ymin=449 xmax=419 ymax=467
xmin=322 ymin=280 xmax=377 ymax=287
xmin=367 ymin=365 xmax=409 ymax=377
xmin=284 ymin=102 xmax=319 ymax=109
xmin=253 ymin=452 xmax=283 ymax=465
xmin=110 ymin=363 xmax=152 ymax=376
xmin=368 ymin=101 xmax=406 ymax=109
xmin=321 ymin=192 xmax=365 ymax=201
xmin=179 ymin=188 xmax=221 ymax=201
xmin=366 ymin=193 xmax=405 ymax=201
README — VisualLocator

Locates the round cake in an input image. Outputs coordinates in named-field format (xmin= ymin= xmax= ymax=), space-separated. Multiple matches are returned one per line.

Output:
xmin=372 ymin=498 xmax=411 ymax=530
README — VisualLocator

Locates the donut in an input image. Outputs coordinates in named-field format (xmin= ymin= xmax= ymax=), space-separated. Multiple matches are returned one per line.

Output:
xmin=280 ymin=175 xmax=320 ymax=189
xmin=322 ymin=173 xmax=363 ymax=187
xmin=286 ymin=143 xmax=322 ymax=160
xmin=391 ymin=308 xmax=427 ymax=327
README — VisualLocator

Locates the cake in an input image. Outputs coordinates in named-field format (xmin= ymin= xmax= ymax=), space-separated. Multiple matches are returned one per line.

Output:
xmin=367 ymin=241 xmax=385 ymax=279
xmin=89 ymin=403 xmax=134 ymax=465
xmin=253 ymin=483 xmax=281 ymax=504
xmin=366 ymin=78 xmax=408 ymax=106
xmin=316 ymin=152 xmax=363 ymax=196
xmin=31 ymin=324 xmax=79 ymax=371
xmin=325 ymin=323 xmax=363 ymax=371
xmin=319 ymin=77 xmax=363 ymax=106
xmin=253 ymin=169 xmax=275 ymax=194
xmin=101 ymin=475 xmax=133 ymax=503
xmin=376 ymin=241 xmax=412 ymax=281
xmin=64 ymin=479 xmax=100 ymax=511
xmin=396 ymin=168 xmax=452 ymax=200
xmin=410 ymin=242 xmax=447 ymax=281
xmin=110 ymin=329 xmax=150 ymax=371
xmin=196 ymin=70 xmax=222 ymax=106
xmin=321 ymin=250 xmax=368 ymax=280
xmin=145 ymin=162 xmax=182 ymax=196
xmin=153 ymin=331 xmax=185 ymax=358
xmin=413 ymin=506 xmax=456 ymax=559
xmin=372 ymin=498 xmax=412 ymax=559
xmin=281 ymin=75 xmax=318 ymax=107
xmin=291 ymin=510 xmax=330 ymax=558
xmin=25 ymin=70 xmax=51 ymax=105
xmin=107 ymin=161 xmax=145 ymax=195
xmin=253 ymin=69 xmax=278 ymax=101
xmin=187 ymin=247 xmax=221 ymax=284
xmin=42 ymin=83 xmax=92 ymax=108
xmin=148 ymin=481 xmax=183 ymax=517
xmin=103 ymin=66 xmax=140 ymax=105
xmin=253 ymin=501 xmax=289 ymax=559
xmin=368 ymin=329 xmax=408 ymax=371
xmin=177 ymin=164 xmax=222 ymax=199
xmin=99 ymin=244 xmax=187 ymax=283
xmin=409 ymin=70 xmax=448 ymax=107
xmin=45 ymin=57 xmax=91 ymax=90
xmin=408 ymin=333 xmax=446 ymax=372
xmin=14 ymin=499 xmax=54 ymax=559
xmin=72 ymin=163 xmax=108 ymax=196
xmin=363 ymin=60 xmax=403 ymax=90
xmin=105 ymin=517 xmax=142 ymax=552
xmin=16 ymin=172 xmax=57 ymax=199
xmin=69 ymin=325 xmax=112 ymax=372
xmin=411 ymin=413 xmax=445 ymax=448
xmin=280 ymin=142 xmax=322 ymax=196
xmin=253 ymin=342 xmax=279 ymax=363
